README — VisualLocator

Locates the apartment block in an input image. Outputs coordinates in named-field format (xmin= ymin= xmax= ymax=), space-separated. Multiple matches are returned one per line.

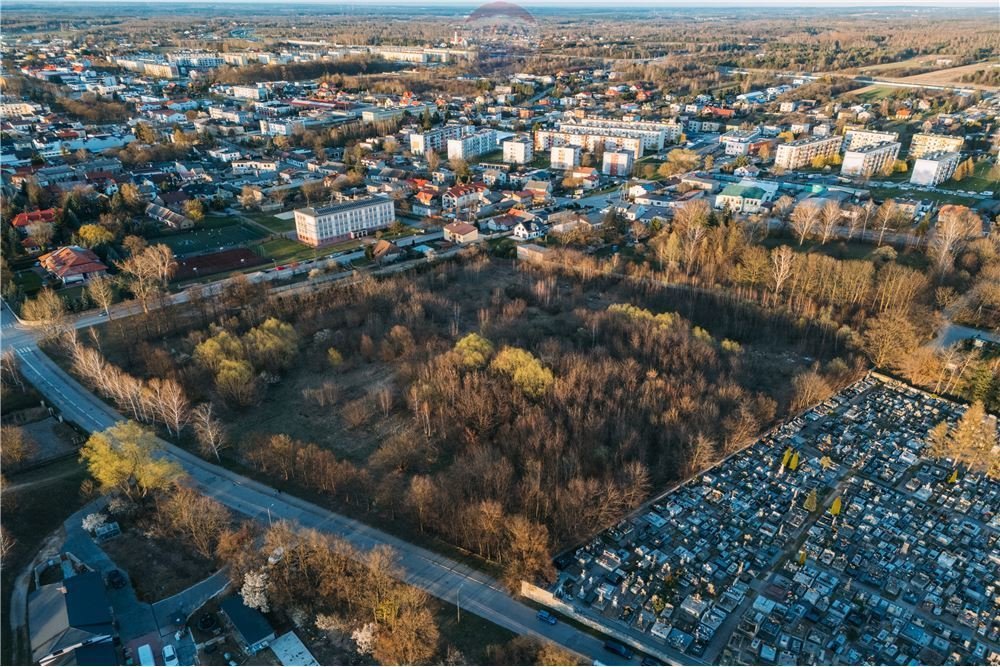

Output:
xmin=294 ymin=196 xmax=395 ymax=247
xmin=842 ymin=128 xmax=899 ymax=151
xmin=841 ymin=141 xmax=901 ymax=178
xmin=502 ymin=138 xmax=534 ymax=165
xmin=908 ymin=133 xmax=964 ymax=159
xmin=910 ymin=151 xmax=961 ymax=186
xmin=447 ymin=128 xmax=497 ymax=161
xmin=557 ymin=118 xmax=672 ymax=151
xmin=720 ymin=129 xmax=762 ymax=156
xmin=535 ymin=129 xmax=644 ymax=158
xmin=550 ymin=146 xmax=582 ymax=170
xmin=409 ymin=124 xmax=473 ymax=155
xmin=602 ymin=150 xmax=634 ymax=177
xmin=774 ymin=135 xmax=842 ymax=170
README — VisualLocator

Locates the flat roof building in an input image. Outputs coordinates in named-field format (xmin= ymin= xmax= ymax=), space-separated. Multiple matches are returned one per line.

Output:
xmin=294 ymin=196 xmax=395 ymax=247
xmin=774 ymin=135 xmax=841 ymax=170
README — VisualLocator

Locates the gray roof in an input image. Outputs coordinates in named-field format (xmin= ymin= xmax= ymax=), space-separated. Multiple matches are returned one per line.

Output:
xmin=28 ymin=572 xmax=113 ymax=664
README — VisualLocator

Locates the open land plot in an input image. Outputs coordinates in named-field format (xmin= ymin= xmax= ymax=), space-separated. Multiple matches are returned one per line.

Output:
xmin=84 ymin=253 xmax=852 ymax=583
xmin=547 ymin=375 xmax=999 ymax=666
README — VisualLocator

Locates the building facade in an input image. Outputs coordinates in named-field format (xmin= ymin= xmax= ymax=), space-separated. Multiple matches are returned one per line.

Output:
xmin=842 ymin=128 xmax=899 ymax=151
xmin=841 ymin=141 xmax=901 ymax=178
xmin=602 ymin=150 xmax=634 ymax=176
xmin=550 ymin=145 xmax=582 ymax=170
xmin=910 ymin=151 xmax=961 ymax=186
xmin=294 ymin=196 xmax=395 ymax=247
xmin=908 ymin=133 xmax=964 ymax=159
xmin=774 ymin=135 xmax=842 ymax=170
xmin=502 ymin=139 xmax=534 ymax=165
xmin=410 ymin=125 xmax=472 ymax=155
xmin=447 ymin=129 xmax=497 ymax=160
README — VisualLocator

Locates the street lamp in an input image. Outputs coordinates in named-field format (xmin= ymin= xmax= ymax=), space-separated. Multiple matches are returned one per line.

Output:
xmin=456 ymin=582 xmax=464 ymax=623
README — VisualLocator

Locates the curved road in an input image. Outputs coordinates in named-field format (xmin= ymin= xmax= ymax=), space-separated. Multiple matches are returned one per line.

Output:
xmin=2 ymin=301 xmax=678 ymax=666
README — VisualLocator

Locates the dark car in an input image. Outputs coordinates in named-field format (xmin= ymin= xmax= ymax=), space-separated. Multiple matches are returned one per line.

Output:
xmin=106 ymin=570 xmax=126 ymax=589
xmin=536 ymin=610 xmax=558 ymax=625
xmin=603 ymin=640 xmax=633 ymax=660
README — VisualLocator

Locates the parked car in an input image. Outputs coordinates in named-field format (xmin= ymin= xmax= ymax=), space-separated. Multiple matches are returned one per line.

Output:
xmin=536 ymin=610 xmax=558 ymax=625
xmin=162 ymin=644 xmax=179 ymax=667
xmin=603 ymin=640 xmax=633 ymax=660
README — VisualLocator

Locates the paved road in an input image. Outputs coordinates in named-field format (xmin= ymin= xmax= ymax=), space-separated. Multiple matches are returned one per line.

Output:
xmin=2 ymin=302 xmax=658 ymax=665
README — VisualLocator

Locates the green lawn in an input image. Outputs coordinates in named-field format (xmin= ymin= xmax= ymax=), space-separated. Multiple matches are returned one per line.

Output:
xmin=254 ymin=238 xmax=318 ymax=264
xmin=935 ymin=160 xmax=998 ymax=194
xmin=247 ymin=213 xmax=297 ymax=234
xmin=869 ymin=187 xmax=977 ymax=206
xmin=13 ymin=270 xmax=42 ymax=295
xmin=152 ymin=221 xmax=266 ymax=256
xmin=761 ymin=237 xmax=930 ymax=270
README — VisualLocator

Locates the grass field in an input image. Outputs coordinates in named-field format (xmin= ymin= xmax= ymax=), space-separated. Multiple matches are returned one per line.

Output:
xmin=255 ymin=237 xmax=318 ymax=264
xmin=761 ymin=236 xmax=930 ymax=270
xmin=869 ymin=186 xmax=978 ymax=206
xmin=152 ymin=220 xmax=266 ymax=256
xmin=13 ymin=269 xmax=42 ymax=296
xmin=246 ymin=212 xmax=296 ymax=234
xmin=935 ymin=160 xmax=998 ymax=194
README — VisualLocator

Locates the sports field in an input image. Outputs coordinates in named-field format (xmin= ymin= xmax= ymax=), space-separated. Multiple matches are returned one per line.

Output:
xmin=152 ymin=220 xmax=266 ymax=257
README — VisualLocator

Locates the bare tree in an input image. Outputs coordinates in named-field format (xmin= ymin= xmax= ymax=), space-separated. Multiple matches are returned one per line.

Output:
xmin=928 ymin=206 xmax=982 ymax=274
xmin=819 ymin=200 xmax=842 ymax=245
xmin=147 ymin=377 xmax=190 ymax=436
xmin=87 ymin=274 xmax=115 ymax=319
xmin=875 ymin=199 xmax=900 ymax=247
xmin=21 ymin=289 xmax=66 ymax=339
xmin=192 ymin=403 xmax=228 ymax=461
xmin=770 ymin=245 xmax=796 ymax=303
xmin=790 ymin=201 xmax=820 ymax=245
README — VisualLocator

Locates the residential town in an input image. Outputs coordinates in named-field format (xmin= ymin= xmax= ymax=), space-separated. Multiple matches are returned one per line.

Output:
xmin=1 ymin=3 xmax=998 ymax=667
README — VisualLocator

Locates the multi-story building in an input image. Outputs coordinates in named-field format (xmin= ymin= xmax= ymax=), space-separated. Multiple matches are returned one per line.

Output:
xmin=550 ymin=146 xmax=582 ymax=170
xmin=602 ymin=150 xmax=634 ymax=176
xmin=908 ymin=132 xmax=964 ymax=159
xmin=208 ymin=106 xmax=253 ymax=124
xmin=232 ymin=159 xmax=279 ymax=175
xmin=259 ymin=119 xmax=305 ymax=137
xmin=361 ymin=102 xmax=435 ymax=123
xmin=166 ymin=51 xmax=225 ymax=69
xmin=294 ymin=196 xmax=395 ymax=246
xmin=535 ymin=129 xmax=643 ymax=158
xmin=774 ymin=135 xmax=841 ymax=170
xmin=442 ymin=183 xmax=489 ymax=210
xmin=232 ymin=85 xmax=266 ymax=101
xmin=842 ymin=128 xmax=899 ymax=151
xmin=502 ymin=138 xmax=534 ymax=165
xmin=557 ymin=118 xmax=675 ymax=152
xmin=410 ymin=125 xmax=473 ymax=155
xmin=447 ymin=129 xmax=497 ymax=161
xmin=720 ymin=129 xmax=761 ymax=156
xmin=910 ymin=151 xmax=961 ymax=186
xmin=841 ymin=141 xmax=901 ymax=178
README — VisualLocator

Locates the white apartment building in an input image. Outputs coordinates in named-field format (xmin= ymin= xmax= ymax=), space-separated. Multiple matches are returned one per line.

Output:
xmin=841 ymin=141 xmax=901 ymax=178
xmin=503 ymin=138 xmax=534 ymax=165
xmin=550 ymin=146 xmax=582 ymax=170
xmin=0 ymin=101 xmax=38 ymax=116
xmin=774 ymin=135 xmax=842 ymax=170
xmin=557 ymin=119 xmax=672 ymax=151
xmin=259 ymin=119 xmax=305 ymax=136
xmin=720 ymin=129 xmax=761 ymax=156
xmin=909 ymin=133 xmax=964 ymax=159
xmin=535 ymin=129 xmax=644 ymax=158
xmin=208 ymin=106 xmax=252 ymax=124
xmin=447 ymin=128 xmax=497 ymax=160
xmin=409 ymin=124 xmax=473 ymax=154
xmin=232 ymin=85 xmax=266 ymax=101
xmin=232 ymin=159 xmax=279 ymax=175
xmin=842 ymin=128 xmax=899 ymax=151
xmin=602 ymin=151 xmax=634 ymax=177
xmin=294 ymin=196 xmax=395 ymax=247
xmin=910 ymin=151 xmax=961 ymax=186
